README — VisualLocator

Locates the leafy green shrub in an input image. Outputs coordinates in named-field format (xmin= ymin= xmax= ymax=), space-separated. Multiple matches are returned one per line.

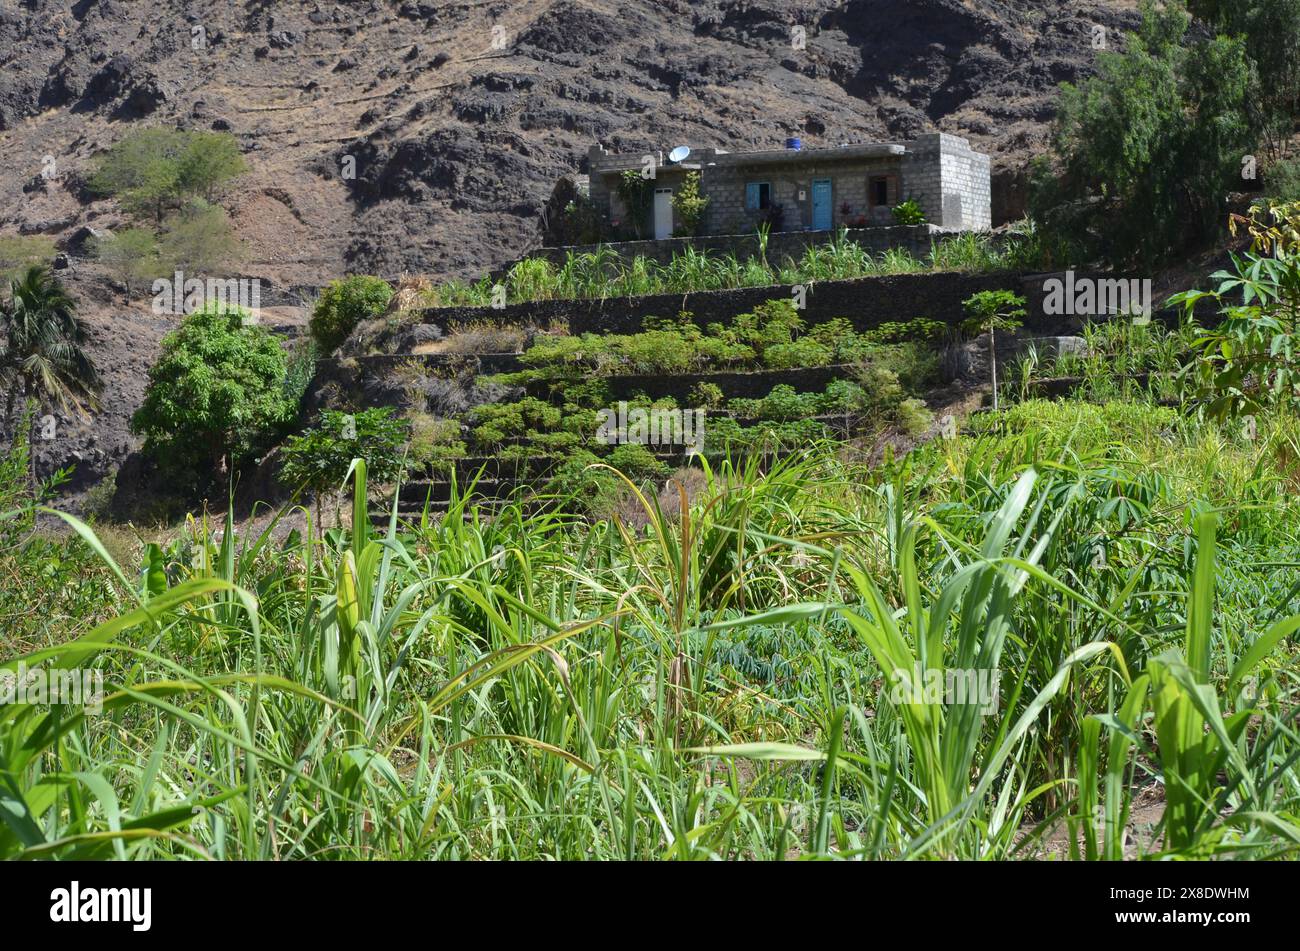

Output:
xmin=728 ymin=385 xmax=811 ymax=422
xmin=870 ymin=341 xmax=940 ymax=392
xmin=820 ymin=379 xmax=870 ymax=413
xmin=407 ymin=412 xmax=466 ymax=473
xmin=526 ymin=430 xmax=583 ymax=453
xmin=862 ymin=317 xmax=947 ymax=345
xmin=281 ymin=408 xmax=408 ymax=495
xmin=763 ymin=338 xmax=833 ymax=369
xmin=703 ymin=415 xmax=744 ymax=455
xmin=556 ymin=406 xmax=600 ymax=437
xmin=548 ymin=449 xmax=618 ymax=512
xmin=689 ymin=334 xmax=755 ymax=367
xmin=469 ymin=398 xmax=563 ymax=449
xmin=518 ymin=333 xmax=607 ymax=374
xmin=807 ymin=318 xmax=855 ymax=347
xmin=131 ymin=304 xmax=292 ymax=485
xmin=560 ymin=378 xmax=612 ymax=409
xmin=690 ymin=381 xmax=725 ymax=409
xmin=672 ymin=172 xmax=710 ymax=236
xmin=519 ymin=314 xmax=752 ymax=380
xmin=310 ymin=275 xmax=394 ymax=353
xmin=891 ymin=199 xmax=927 ymax=226
xmin=157 ymin=199 xmax=242 ymax=276
xmin=1174 ymin=249 xmax=1300 ymax=419
xmin=853 ymin=363 xmax=906 ymax=413
xmin=607 ymin=443 xmax=670 ymax=483
xmin=91 ymin=228 xmax=160 ymax=295
xmin=720 ymin=299 xmax=806 ymax=359
xmin=618 ymin=329 xmax=696 ymax=374
xmin=896 ymin=398 xmax=934 ymax=436
xmin=730 ymin=382 xmax=872 ymax=422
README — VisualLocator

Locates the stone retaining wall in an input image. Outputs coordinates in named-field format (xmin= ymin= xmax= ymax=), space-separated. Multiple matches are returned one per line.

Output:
xmin=381 ymin=271 xmax=1084 ymax=344
xmin=502 ymin=225 xmax=946 ymax=273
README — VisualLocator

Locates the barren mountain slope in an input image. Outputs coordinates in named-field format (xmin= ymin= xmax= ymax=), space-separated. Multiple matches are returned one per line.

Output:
xmin=2 ymin=0 xmax=1140 ymax=284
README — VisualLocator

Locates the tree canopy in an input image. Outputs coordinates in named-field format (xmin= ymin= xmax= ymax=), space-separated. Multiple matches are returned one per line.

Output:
xmin=131 ymin=304 xmax=291 ymax=482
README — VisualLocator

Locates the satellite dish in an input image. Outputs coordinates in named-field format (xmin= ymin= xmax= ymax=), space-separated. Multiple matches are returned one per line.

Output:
xmin=668 ymin=145 xmax=691 ymax=163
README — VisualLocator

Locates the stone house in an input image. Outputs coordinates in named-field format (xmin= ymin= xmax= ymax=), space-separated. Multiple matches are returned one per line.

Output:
xmin=584 ymin=133 xmax=991 ymax=240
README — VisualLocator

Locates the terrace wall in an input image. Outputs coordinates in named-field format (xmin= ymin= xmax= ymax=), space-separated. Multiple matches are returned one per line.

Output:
xmin=512 ymin=225 xmax=946 ymax=272
xmin=368 ymin=271 xmax=1102 ymax=350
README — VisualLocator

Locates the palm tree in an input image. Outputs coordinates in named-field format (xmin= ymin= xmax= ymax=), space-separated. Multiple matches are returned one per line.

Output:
xmin=0 ymin=265 xmax=100 ymax=437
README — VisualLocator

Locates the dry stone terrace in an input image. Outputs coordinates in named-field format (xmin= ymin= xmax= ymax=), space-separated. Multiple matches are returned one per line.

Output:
xmin=345 ymin=270 xmax=1113 ymax=357
xmin=306 ymin=265 xmax=1141 ymax=521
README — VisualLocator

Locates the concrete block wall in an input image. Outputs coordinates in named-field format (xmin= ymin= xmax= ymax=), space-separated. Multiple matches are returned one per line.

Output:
xmin=940 ymin=135 xmax=992 ymax=231
xmin=900 ymin=133 xmax=991 ymax=230
xmin=700 ymin=158 xmax=903 ymax=234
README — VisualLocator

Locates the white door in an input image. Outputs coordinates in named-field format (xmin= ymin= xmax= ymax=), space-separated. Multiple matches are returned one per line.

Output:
xmin=654 ymin=188 xmax=673 ymax=239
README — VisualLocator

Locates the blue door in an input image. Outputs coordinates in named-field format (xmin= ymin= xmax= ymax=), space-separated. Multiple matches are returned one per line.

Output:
xmin=811 ymin=179 xmax=832 ymax=230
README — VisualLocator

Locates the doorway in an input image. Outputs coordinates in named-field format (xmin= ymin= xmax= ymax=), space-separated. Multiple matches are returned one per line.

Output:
xmin=811 ymin=179 xmax=832 ymax=230
xmin=654 ymin=188 xmax=673 ymax=240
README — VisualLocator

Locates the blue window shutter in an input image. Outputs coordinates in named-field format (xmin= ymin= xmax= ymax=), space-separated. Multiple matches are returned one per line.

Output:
xmin=746 ymin=183 xmax=760 ymax=211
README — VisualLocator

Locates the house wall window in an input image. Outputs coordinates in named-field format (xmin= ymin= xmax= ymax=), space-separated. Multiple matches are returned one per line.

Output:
xmin=869 ymin=176 xmax=892 ymax=208
xmin=745 ymin=182 xmax=772 ymax=211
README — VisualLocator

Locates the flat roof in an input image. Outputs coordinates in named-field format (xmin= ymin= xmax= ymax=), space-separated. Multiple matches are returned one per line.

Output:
xmin=711 ymin=143 xmax=905 ymax=167
xmin=591 ymin=142 xmax=905 ymax=175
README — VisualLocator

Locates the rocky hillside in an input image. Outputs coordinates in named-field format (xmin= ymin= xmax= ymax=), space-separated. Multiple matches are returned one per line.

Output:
xmin=2 ymin=0 xmax=1140 ymax=284
xmin=0 ymin=0 xmax=1141 ymax=502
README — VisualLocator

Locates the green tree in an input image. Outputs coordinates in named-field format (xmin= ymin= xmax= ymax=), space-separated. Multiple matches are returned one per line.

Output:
xmin=280 ymin=407 xmax=407 ymax=523
xmin=309 ymin=275 xmax=394 ymax=353
xmin=90 ymin=128 xmax=245 ymax=224
xmin=0 ymin=266 xmax=99 ymax=427
xmin=131 ymin=304 xmax=291 ymax=486
xmin=617 ymin=169 xmax=654 ymax=239
xmin=962 ymin=290 xmax=1026 ymax=413
xmin=177 ymin=131 xmax=247 ymax=201
xmin=1187 ymin=0 xmax=1300 ymax=157
xmin=91 ymin=228 xmax=161 ymax=296
xmin=90 ymin=127 xmax=187 ymax=223
xmin=1031 ymin=1 xmax=1254 ymax=267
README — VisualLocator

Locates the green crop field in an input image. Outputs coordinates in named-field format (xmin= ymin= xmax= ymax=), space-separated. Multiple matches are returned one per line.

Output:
xmin=6 ymin=319 xmax=1300 ymax=858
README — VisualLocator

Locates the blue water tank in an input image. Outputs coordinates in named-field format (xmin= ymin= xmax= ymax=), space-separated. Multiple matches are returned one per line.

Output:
xmin=785 ymin=137 xmax=802 ymax=150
